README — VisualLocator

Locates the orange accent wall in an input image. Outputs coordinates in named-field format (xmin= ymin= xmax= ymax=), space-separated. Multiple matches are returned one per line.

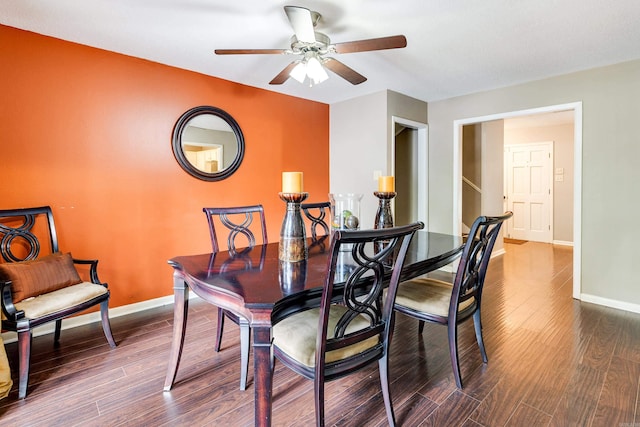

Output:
xmin=0 ymin=25 xmax=330 ymax=308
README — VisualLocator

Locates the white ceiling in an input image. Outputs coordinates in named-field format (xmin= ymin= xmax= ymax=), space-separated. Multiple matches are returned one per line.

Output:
xmin=2 ymin=0 xmax=640 ymax=105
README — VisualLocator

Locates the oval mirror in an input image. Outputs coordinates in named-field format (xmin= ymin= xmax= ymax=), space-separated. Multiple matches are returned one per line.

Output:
xmin=172 ymin=106 xmax=245 ymax=181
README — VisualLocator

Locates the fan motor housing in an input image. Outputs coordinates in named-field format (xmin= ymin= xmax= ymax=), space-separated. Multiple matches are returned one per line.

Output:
xmin=290 ymin=32 xmax=331 ymax=55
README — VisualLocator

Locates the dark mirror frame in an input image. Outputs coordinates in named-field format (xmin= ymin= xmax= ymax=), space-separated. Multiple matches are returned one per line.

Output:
xmin=172 ymin=106 xmax=245 ymax=182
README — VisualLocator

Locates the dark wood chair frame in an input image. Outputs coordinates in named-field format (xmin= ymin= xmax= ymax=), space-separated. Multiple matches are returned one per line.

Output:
xmin=301 ymin=202 xmax=331 ymax=241
xmin=271 ymin=222 xmax=424 ymax=427
xmin=0 ymin=206 xmax=116 ymax=399
xmin=202 ymin=205 xmax=267 ymax=391
xmin=393 ymin=212 xmax=512 ymax=388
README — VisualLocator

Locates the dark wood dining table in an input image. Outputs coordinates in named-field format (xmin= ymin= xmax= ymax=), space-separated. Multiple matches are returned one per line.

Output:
xmin=163 ymin=231 xmax=463 ymax=426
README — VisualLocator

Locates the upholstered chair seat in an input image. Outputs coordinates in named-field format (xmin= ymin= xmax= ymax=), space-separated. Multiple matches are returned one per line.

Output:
xmin=272 ymin=306 xmax=379 ymax=367
xmin=13 ymin=282 xmax=108 ymax=319
xmin=394 ymin=278 xmax=475 ymax=317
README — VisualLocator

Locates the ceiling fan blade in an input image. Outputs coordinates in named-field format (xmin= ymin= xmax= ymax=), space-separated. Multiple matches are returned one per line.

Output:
xmin=269 ymin=62 xmax=298 ymax=85
xmin=323 ymin=58 xmax=367 ymax=85
xmin=284 ymin=6 xmax=316 ymax=43
xmin=215 ymin=48 xmax=288 ymax=55
xmin=333 ymin=35 xmax=407 ymax=54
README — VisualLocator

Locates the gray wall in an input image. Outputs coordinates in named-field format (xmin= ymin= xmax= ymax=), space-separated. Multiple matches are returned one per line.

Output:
xmin=428 ymin=58 xmax=640 ymax=307
xmin=330 ymin=90 xmax=427 ymax=229
xmin=462 ymin=124 xmax=482 ymax=228
xmin=481 ymin=120 xmax=506 ymax=253
xmin=330 ymin=91 xmax=387 ymax=229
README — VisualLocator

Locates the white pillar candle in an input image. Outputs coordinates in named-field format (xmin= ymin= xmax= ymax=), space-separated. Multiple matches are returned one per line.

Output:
xmin=282 ymin=172 xmax=303 ymax=193
xmin=378 ymin=176 xmax=395 ymax=192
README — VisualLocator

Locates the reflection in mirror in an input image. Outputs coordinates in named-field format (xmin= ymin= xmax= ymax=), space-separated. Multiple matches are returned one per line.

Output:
xmin=172 ymin=106 xmax=244 ymax=181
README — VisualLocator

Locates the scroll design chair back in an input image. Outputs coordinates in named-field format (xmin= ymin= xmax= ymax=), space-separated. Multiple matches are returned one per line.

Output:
xmin=202 ymin=205 xmax=267 ymax=390
xmin=301 ymin=202 xmax=331 ymax=241
xmin=271 ymin=221 xmax=424 ymax=426
xmin=393 ymin=212 xmax=512 ymax=388
xmin=0 ymin=206 xmax=116 ymax=399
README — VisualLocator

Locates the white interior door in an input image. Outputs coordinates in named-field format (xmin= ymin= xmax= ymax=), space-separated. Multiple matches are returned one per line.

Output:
xmin=504 ymin=142 xmax=553 ymax=242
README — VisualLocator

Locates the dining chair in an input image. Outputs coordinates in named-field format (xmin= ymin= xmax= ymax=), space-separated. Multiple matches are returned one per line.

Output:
xmin=271 ymin=221 xmax=424 ymax=427
xmin=301 ymin=201 xmax=331 ymax=241
xmin=202 ymin=205 xmax=268 ymax=390
xmin=393 ymin=212 xmax=512 ymax=388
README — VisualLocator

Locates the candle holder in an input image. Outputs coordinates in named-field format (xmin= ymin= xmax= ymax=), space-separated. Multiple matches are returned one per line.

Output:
xmin=374 ymin=191 xmax=397 ymax=229
xmin=278 ymin=192 xmax=309 ymax=262
xmin=374 ymin=191 xmax=396 ymax=255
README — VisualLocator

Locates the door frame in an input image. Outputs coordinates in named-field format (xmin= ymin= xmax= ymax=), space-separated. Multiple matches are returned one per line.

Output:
xmin=453 ymin=102 xmax=582 ymax=299
xmin=391 ymin=116 xmax=428 ymax=231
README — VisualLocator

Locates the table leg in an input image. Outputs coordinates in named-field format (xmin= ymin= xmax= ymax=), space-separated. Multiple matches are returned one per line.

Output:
xmin=163 ymin=274 xmax=189 ymax=391
xmin=253 ymin=325 xmax=273 ymax=427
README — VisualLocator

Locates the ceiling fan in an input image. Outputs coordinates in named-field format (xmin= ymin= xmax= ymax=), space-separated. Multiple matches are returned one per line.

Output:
xmin=214 ymin=5 xmax=407 ymax=86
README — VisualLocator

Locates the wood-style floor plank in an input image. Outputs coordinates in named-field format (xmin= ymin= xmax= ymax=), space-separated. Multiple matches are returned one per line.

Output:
xmin=2 ymin=241 xmax=640 ymax=426
xmin=590 ymin=355 xmax=640 ymax=426
xmin=504 ymin=402 xmax=551 ymax=426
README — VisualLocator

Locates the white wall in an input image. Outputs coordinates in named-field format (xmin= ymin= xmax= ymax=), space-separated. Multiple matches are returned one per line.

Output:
xmin=428 ymin=58 xmax=640 ymax=310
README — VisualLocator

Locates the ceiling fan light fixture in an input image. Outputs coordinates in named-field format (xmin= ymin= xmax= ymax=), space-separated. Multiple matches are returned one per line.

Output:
xmin=307 ymin=56 xmax=329 ymax=85
xmin=289 ymin=56 xmax=329 ymax=86
xmin=290 ymin=61 xmax=307 ymax=83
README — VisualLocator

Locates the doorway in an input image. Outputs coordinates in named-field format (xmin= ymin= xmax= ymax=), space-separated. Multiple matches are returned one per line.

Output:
xmin=391 ymin=116 xmax=428 ymax=230
xmin=453 ymin=102 xmax=582 ymax=299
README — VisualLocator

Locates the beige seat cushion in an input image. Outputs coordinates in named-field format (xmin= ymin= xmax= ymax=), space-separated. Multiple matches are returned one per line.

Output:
xmin=0 ymin=336 xmax=12 ymax=399
xmin=272 ymin=305 xmax=379 ymax=368
xmin=394 ymin=277 xmax=474 ymax=317
xmin=14 ymin=282 xmax=108 ymax=319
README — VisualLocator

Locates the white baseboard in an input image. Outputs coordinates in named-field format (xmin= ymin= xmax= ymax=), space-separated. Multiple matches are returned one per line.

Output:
xmin=1 ymin=293 xmax=200 ymax=344
xmin=553 ymin=240 xmax=574 ymax=247
xmin=580 ymin=293 xmax=640 ymax=314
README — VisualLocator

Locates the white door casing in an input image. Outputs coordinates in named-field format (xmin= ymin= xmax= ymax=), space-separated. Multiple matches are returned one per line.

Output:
xmin=453 ymin=102 xmax=582 ymax=299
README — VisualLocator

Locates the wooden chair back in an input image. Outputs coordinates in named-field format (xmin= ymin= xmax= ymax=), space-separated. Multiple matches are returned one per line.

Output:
xmin=301 ymin=202 xmax=331 ymax=241
xmin=452 ymin=212 xmax=513 ymax=317
xmin=0 ymin=206 xmax=58 ymax=263
xmin=203 ymin=205 xmax=268 ymax=255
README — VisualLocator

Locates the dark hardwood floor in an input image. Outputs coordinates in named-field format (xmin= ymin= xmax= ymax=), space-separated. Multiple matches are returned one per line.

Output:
xmin=1 ymin=241 xmax=639 ymax=426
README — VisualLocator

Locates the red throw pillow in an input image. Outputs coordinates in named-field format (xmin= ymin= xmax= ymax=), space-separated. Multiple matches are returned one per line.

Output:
xmin=0 ymin=252 xmax=82 ymax=303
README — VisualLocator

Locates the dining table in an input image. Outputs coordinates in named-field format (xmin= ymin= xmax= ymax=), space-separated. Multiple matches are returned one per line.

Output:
xmin=163 ymin=230 xmax=463 ymax=426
